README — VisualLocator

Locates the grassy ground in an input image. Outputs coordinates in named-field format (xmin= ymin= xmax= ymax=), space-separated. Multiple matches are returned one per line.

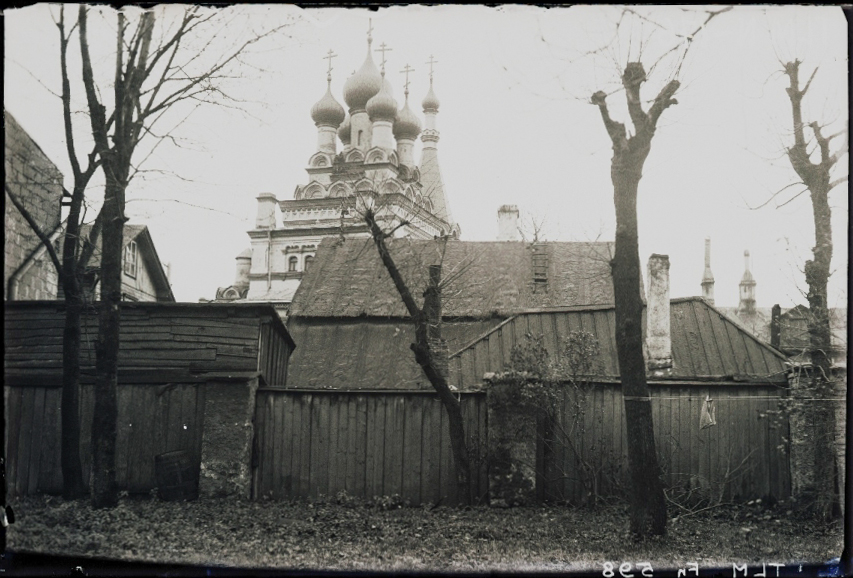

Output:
xmin=3 ymin=493 xmax=843 ymax=574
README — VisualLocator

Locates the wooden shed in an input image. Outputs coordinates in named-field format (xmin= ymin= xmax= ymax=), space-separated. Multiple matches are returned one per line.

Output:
xmin=4 ymin=301 xmax=295 ymax=498
xmin=449 ymin=298 xmax=793 ymax=503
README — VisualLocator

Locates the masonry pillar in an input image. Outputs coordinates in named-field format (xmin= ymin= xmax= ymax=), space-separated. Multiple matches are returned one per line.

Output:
xmin=198 ymin=377 xmax=259 ymax=499
xmin=486 ymin=377 xmax=538 ymax=507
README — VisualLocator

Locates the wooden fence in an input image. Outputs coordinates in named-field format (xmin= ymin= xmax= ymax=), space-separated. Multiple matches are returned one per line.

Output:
xmin=252 ymin=390 xmax=489 ymax=505
xmin=5 ymin=383 xmax=204 ymax=497
xmin=542 ymin=383 xmax=791 ymax=504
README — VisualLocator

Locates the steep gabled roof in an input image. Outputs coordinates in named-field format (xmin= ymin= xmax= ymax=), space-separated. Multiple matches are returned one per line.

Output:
xmin=448 ymin=297 xmax=789 ymax=389
xmin=80 ymin=223 xmax=174 ymax=302
xmin=290 ymin=237 xmax=616 ymax=319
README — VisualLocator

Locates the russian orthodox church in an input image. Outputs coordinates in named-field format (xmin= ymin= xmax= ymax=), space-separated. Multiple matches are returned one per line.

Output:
xmin=215 ymin=25 xmax=458 ymax=313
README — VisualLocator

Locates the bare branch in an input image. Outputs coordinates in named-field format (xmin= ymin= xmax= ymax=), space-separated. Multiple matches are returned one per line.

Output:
xmin=5 ymin=184 xmax=63 ymax=281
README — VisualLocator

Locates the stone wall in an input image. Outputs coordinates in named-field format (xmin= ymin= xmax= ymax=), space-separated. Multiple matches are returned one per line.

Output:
xmin=198 ymin=378 xmax=259 ymax=499
xmin=4 ymin=111 xmax=64 ymax=300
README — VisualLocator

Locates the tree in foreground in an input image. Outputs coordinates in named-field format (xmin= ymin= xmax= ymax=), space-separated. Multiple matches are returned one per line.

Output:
xmin=65 ymin=4 xmax=292 ymax=508
xmin=778 ymin=59 xmax=847 ymax=521
xmin=588 ymin=6 xmax=731 ymax=538
xmin=362 ymin=198 xmax=474 ymax=505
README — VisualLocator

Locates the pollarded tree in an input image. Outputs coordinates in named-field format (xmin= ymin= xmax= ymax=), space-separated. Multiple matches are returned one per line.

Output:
xmin=588 ymin=6 xmax=731 ymax=538
xmin=779 ymin=59 xmax=847 ymax=521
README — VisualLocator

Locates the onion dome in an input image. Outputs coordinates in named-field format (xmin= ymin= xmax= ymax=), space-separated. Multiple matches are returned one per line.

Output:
xmin=366 ymin=77 xmax=397 ymax=122
xmin=343 ymin=50 xmax=383 ymax=111
xmin=338 ymin=114 xmax=351 ymax=145
xmin=393 ymin=98 xmax=422 ymax=140
xmin=422 ymin=83 xmax=440 ymax=112
xmin=310 ymin=82 xmax=345 ymax=127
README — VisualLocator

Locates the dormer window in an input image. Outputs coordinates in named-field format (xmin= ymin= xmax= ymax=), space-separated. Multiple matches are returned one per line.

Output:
xmin=532 ymin=244 xmax=548 ymax=292
xmin=288 ymin=256 xmax=298 ymax=272
xmin=123 ymin=240 xmax=138 ymax=278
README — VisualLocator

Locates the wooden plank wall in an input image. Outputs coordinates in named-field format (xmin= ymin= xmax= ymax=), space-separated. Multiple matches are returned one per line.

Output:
xmin=543 ymin=384 xmax=792 ymax=504
xmin=5 ymin=383 xmax=205 ymax=497
xmin=4 ymin=305 xmax=263 ymax=375
xmin=253 ymin=391 xmax=489 ymax=505
xmin=258 ymin=320 xmax=291 ymax=387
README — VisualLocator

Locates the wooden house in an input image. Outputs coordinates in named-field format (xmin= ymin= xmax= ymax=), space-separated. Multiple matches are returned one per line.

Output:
xmin=4 ymin=301 xmax=295 ymax=498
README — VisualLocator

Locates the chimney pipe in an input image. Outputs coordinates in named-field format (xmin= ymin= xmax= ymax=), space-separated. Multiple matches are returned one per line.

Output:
xmin=234 ymin=249 xmax=252 ymax=293
xmin=701 ymin=237 xmax=714 ymax=305
xmin=497 ymin=205 xmax=520 ymax=241
xmin=255 ymin=193 xmax=278 ymax=229
xmin=646 ymin=254 xmax=672 ymax=376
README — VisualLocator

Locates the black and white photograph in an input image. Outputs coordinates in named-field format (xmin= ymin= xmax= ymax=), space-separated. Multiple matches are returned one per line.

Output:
xmin=3 ymin=4 xmax=847 ymax=575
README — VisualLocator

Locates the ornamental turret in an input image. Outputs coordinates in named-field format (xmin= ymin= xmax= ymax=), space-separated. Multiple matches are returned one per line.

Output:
xmin=419 ymin=56 xmax=454 ymax=227
xmin=343 ymin=25 xmax=383 ymax=151
xmin=367 ymin=42 xmax=397 ymax=151
xmin=394 ymin=64 xmax=421 ymax=167
xmin=738 ymin=250 xmax=756 ymax=314
xmin=311 ymin=50 xmax=345 ymax=154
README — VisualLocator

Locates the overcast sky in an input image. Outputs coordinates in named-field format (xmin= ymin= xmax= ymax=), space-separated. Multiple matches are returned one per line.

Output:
xmin=4 ymin=5 xmax=848 ymax=308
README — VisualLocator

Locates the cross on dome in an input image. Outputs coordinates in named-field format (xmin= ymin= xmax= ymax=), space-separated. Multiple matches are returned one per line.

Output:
xmin=400 ymin=64 xmax=415 ymax=97
xmin=323 ymin=49 xmax=337 ymax=83
xmin=426 ymin=55 xmax=438 ymax=84
xmin=367 ymin=18 xmax=374 ymax=47
xmin=375 ymin=42 xmax=392 ymax=76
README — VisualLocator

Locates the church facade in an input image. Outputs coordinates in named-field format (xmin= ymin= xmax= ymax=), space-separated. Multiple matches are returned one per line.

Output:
xmin=216 ymin=28 xmax=458 ymax=313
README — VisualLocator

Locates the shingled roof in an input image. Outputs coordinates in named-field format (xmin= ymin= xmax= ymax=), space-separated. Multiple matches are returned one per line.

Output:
xmin=290 ymin=237 xmax=616 ymax=319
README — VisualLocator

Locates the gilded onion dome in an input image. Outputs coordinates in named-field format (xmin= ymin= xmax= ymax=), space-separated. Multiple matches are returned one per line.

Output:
xmin=343 ymin=50 xmax=383 ymax=111
xmin=310 ymin=82 xmax=346 ymax=127
xmin=366 ymin=77 xmax=397 ymax=122
xmin=337 ymin=114 xmax=351 ymax=145
xmin=393 ymin=97 xmax=422 ymax=140
xmin=422 ymin=83 xmax=440 ymax=112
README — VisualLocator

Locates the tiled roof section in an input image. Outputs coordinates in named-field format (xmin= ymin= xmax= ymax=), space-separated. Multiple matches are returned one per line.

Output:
xmin=290 ymin=237 xmax=615 ymax=318
xmin=285 ymin=318 xmax=501 ymax=390
xmin=448 ymin=298 xmax=789 ymax=389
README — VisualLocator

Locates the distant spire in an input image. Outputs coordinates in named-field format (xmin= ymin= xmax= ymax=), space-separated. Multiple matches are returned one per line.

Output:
xmin=738 ymin=249 xmax=756 ymax=314
xmin=367 ymin=18 xmax=373 ymax=47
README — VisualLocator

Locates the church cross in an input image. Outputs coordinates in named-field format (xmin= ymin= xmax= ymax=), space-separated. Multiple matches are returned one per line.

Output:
xmin=375 ymin=42 xmax=392 ymax=75
xmin=323 ymin=49 xmax=337 ymax=82
xmin=400 ymin=64 xmax=415 ymax=96
xmin=367 ymin=18 xmax=374 ymax=46
xmin=426 ymin=55 xmax=438 ymax=83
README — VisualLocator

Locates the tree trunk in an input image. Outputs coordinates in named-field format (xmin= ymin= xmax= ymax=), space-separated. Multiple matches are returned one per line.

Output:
xmin=612 ymin=171 xmax=667 ymax=537
xmin=804 ymin=180 xmax=839 ymax=521
xmin=60 ymin=287 xmax=87 ymax=499
xmin=91 ymin=177 xmax=122 ymax=509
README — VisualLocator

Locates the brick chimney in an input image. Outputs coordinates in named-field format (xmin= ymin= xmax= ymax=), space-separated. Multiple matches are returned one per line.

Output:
xmin=497 ymin=205 xmax=520 ymax=241
xmin=424 ymin=264 xmax=449 ymax=380
xmin=255 ymin=193 xmax=277 ymax=229
xmin=770 ymin=304 xmax=782 ymax=350
xmin=646 ymin=254 xmax=672 ymax=376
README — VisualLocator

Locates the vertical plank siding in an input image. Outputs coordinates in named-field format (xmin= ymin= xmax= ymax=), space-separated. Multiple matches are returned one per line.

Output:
xmin=542 ymin=384 xmax=791 ymax=504
xmin=5 ymin=383 xmax=205 ymax=497
xmin=253 ymin=391 xmax=488 ymax=505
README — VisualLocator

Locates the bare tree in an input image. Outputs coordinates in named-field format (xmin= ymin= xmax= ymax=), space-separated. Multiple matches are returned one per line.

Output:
xmin=586 ymin=6 xmax=731 ymax=538
xmin=361 ymin=195 xmax=474 ymax=504
xmin=60 ymin=5 xmax=292 ymax=508
xmin=778 ymin=59 xmax=847 ymax=521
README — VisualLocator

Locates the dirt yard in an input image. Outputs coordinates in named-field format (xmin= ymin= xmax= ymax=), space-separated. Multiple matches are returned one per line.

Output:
xmin=3 ymin=493 xmax=843 ymax=574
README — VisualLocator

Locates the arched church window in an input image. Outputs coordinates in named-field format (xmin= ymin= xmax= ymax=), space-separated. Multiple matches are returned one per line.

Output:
xmin=304 ymin=255 xmax=314 ymax=272
xmin=288 ymin=256 xmax=298 ymax=272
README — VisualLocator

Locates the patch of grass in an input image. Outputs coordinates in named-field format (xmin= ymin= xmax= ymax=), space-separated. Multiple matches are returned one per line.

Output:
xmin=5 ymin=494 xmax=842 ymax=573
